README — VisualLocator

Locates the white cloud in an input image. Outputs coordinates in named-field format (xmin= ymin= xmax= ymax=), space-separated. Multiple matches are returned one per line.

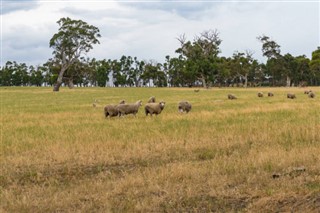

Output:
xmin=1 ymin=0 xmax=319 ymax=67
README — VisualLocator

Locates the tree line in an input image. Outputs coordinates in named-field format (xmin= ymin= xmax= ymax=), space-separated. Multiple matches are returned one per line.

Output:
xmin=1 ymin=17 xmax=320 ymax=89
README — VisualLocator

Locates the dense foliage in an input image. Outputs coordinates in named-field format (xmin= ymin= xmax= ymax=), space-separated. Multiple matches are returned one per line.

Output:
xmin=1 ymin=17 xmax=320 ymax=87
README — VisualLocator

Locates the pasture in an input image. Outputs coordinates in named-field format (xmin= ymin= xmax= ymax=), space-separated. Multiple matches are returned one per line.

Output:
xmin=1 ymin=87 xmax=320 ymax=212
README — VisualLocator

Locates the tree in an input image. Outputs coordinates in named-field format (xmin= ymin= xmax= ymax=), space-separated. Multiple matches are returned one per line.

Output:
xmin=0 ymin=61 xmax=14 ymax=86
xmin=49 ymin=17 xmax=101 ymax=91
xmin=9 ymin=61 xmax=29 ymax=86
xmin=294 ymin=55 xmax=310 ymax=86
xmin=257 ymin=35 xmax=281 ymax=59
xmin=29 ymin=65 xmax=44 ymax=86
xmin=176 ymin=30 xmax=222 ymax=88
xmin=230 ymin=51 xmax=255 ymax=87
xmin=309 ymin=47 xmax=320 ymax=85
xmin=96 ymin=59 xmax=111 ymax=87
xmin=257 ymin=35 xmax=292 ymax=86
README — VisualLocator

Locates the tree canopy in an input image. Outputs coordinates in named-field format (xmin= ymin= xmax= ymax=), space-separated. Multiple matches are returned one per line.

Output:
xmin=49 ymin=17 xmax=101 ymax=91
xmin=1 ymin=21 xmax=319 ymax=88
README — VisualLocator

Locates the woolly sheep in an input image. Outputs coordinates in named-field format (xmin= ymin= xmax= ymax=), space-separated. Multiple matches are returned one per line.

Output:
xmin=194 ymin=89 xmax=200 ymax=92
xmin=304 ymin=90 xmax=312 ymax=94
xmin=287 ymin=93 xmax=296 ymax=99
xmin=178 ymin=101 xmax=192 ymax=113
xmin=145 ymin=101 xmax=166 ymax=116
xmin=104 ymin=100 xmax=126 ymax=118
xmin=148 ymin=96 xmax=156 ymax=103
xmin=117 ymin=100 xmax=142 ymax=117
xmin=308 ymin=92 xmax=316 ymax=98
xmin=268 ymin=92 xmax=274 ymax=97
xmin=228 ymin=94 xmax=237 ymax=100
xmin=257 ymin=92 xmax=263 ymax=98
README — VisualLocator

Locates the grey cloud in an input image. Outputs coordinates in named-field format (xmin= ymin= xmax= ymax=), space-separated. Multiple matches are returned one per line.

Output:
xmin=2 ymin=1 xmax=39 ymax=15
xmin=119 ymin=1 xmax=221 ymax=20
xmin=2 ymin=24 xmax=54 ymax=66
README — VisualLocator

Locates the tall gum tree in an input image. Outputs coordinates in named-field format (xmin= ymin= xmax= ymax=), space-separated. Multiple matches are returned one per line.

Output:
xmin=310 ymin=47 xmax=320 ymax=85
xmin=50 ymin=17 xmax=101 ymax=91
xmin=176 ymin=30 xmax=222 ymax=88
xmin=257 ymin=35 xmax=292 ymax=87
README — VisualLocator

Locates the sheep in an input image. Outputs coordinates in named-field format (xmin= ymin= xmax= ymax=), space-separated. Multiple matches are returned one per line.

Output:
xmin=194 ymin=89 xmax=200 ymax=92
xmin=178 ymin=101 xmax=192 ymax=113
xmin=304 ymin=90 xmax=312 ymax=94
xmin=145 ymin=101 xmax=166 ymax=116
xmin=308 ymin=92 xmax=316 ymax=98
xmin=93 ymin=99 xmax=99 ymax=107
xmin=257 ymin=92 xmax=263 ymax=98
xmin=104 ymin=100 xmax=126 ymax=118
xmin=268 ymin=92 xmax=274 ymax=97
xmin=287 ymin=93 xmax=296 ymax=99
xmin=117 ymin=100 xmax=142 ymax=117
xmin=148 ymin=96 xmax=156 ymax=103
xmin=228 ymin=94 xmax=237 ymax=100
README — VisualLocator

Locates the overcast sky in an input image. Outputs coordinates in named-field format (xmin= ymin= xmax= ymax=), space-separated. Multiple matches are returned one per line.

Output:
xmin=1 ymin=0 xmax=319 ymax=67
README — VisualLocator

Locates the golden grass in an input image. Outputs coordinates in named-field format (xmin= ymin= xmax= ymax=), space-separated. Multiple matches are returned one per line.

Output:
xmin=1 ymin=87 xmax=320 ymax=212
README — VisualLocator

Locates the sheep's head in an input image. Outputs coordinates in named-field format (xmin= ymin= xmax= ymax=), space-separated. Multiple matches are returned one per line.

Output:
xmin=137 ymin=100 xmax=142 ymax=106
xmin=159 ymin=101 xmax=165 ymax=109
xmin=148 ymin=96 xmax=156 ymax=103
xmin=119 ymin=100 xmax=126 ymax=104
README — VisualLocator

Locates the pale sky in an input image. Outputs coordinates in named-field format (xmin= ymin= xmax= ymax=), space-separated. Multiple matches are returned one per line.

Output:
xmin=1 ymin=0 xmax=319 ymax=67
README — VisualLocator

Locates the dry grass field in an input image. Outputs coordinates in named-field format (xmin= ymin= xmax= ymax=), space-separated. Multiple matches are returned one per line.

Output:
xmin=1 ymin=86 xmax=320 ymax=212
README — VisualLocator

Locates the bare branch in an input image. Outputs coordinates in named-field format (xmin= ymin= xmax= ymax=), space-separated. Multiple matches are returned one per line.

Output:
xmin=176 ymin=33 xmax=186 ymax=46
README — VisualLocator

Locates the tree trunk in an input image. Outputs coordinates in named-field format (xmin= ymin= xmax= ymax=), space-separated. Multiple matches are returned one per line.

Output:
xmin=286 ymin=75 xmax=291 ymax=87
xmin=244 ymin=74 xmax=248 ymax=88
xmin=68 ymin=77 xmax=74 ymax=89
xmin=199 ymin=74 xmax=207 ymax=88
xmin=53 ymin=67 xmax=67 ymax=92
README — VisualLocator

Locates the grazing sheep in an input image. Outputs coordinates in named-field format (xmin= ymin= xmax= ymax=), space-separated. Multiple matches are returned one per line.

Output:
xmin=194 ymin=89 xmax=200 ymax=92
xmin=287 ymin=93 xmax=296 ymax=99
xmin=308 ymin=92 xmax=316 ymax=98
xmin=145 ymin=101 xmax=166 ymax=116
xmin=148 ymin=96 xmax=156 ymax=103
xmin=178 ymin=101 xmax=192 ymax=113
xmin=93 ymin=99 xmax=99 ymax=107
xmin=228 ymin=94 xmax=237 ymax=100
xmin=268 ymin=92 xmax=274 ymax=97
xmin=257 ymin=92 xmax=264 ymax=98
xmin=104 ymin=100 xmax=126 ymax=118
xmin=304 ymin=90 xmax=312 ymax=94
xmin=117 ymin=100 xmax=142 ymax=117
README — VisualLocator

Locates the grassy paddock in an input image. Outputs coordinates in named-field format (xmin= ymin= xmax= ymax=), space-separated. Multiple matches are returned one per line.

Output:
xmin=1 ymin=87 xmax=320 ymax=212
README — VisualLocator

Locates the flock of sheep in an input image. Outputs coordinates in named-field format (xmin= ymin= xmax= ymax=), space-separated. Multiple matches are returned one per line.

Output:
xmin=228 ymin=90 xmax=316 ymax=100
xmin=100 ymin=89 xmax=316 ymax=118
xmin=103 ymin=96 xmax=192 ymax=118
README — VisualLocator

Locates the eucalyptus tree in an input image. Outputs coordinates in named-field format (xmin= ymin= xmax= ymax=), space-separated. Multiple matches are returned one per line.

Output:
xmin=257 ymin=35 xmax=293 ymax=86
xmin=230 ymin=51 xmax=255 ymax=87
xmin=294 ymin=55 xmax=310 ymax=86
xmin=9 ymin=61 xmax=29 ymax=86
xmin=29 ymin=65 xmax=44 ymax=86
xmin=309 ymin=47 xmax=320 ymax=85
xmin=129 ymin=57 xmax=144 ymax=87
xmin=112 ymin=59 xmax=127 ymax=87
xmin=176 ymin=29 xmax=222 ymax=88
xmin=140 ymin=60 xmax=160 ymax=87
xmin=0 ymin=61 xmax=14 ymax=86
xmin=49 ymin=17 xmax=101 ymax=91
xmin=164 ymin=55 xmax=187 ymax=87
xmin=96 ymin=59 xmax=111 ymax=87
